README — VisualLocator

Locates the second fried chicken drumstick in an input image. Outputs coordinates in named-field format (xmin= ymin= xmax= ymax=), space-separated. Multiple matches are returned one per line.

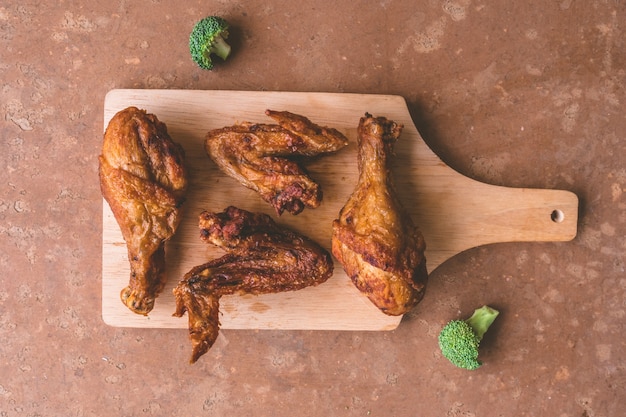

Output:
xmin=173 ymin=206 xmax=334 ymax=363
xmin=205 ymin=110 xmax=348 ymax=215
xmin=99 ymin=107 xmax=188 ymax=315
xmin=332 ymin=113 xmax=428 ymax=316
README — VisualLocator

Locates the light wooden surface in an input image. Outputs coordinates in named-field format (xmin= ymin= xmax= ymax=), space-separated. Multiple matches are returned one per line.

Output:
xmin=101 ymin=89 xmax=578 ymax=330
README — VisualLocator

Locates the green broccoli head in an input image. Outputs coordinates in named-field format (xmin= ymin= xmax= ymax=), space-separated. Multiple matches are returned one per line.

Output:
xmin=438 ymin=305 xmax=499 ymax=370
xmin=189 ymin=16 xmax=231 ymax=70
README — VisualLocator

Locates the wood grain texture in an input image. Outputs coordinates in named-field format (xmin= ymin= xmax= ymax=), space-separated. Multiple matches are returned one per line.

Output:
xmin=101 ymin=89 xmax=578 ymax=330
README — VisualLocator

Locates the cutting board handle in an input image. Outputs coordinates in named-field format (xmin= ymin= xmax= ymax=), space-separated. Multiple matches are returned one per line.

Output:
xmin=412 ymin=177 xmax=579 ymax=270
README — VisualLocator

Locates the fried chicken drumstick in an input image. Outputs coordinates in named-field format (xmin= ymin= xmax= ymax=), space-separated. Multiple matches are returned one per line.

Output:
xmin=205 ymin=110 xmax=348 ymax=215
xmin=332 ymin=113 xmax=428 ymax=316
xmin=99 ymin=107 xmax=188 ymax=315
xmin=173 ymin=206 xmax=333 ymax=363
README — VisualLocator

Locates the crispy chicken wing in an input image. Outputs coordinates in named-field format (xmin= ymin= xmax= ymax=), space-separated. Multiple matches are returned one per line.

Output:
xmin=99 ymin=107 xmax=188 ymax=315
xmin=331 ymin=113 xmax=427 ymax=316
xmin=205 ymin=110 xmax=348 ymax=215
xmin=173 ymin=206 xmax=333 ymax=363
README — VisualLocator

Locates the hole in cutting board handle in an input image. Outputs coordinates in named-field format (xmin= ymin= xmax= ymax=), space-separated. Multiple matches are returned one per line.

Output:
xmin=551 ymin=209 xmax=565 ymax=223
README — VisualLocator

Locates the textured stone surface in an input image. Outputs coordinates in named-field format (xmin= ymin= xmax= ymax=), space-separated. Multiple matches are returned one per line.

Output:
xmin=1 ymin=1 xmax=624 ymax=416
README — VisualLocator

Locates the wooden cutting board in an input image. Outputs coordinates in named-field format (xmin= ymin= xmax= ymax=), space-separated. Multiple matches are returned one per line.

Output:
xmin=101 ymin=89 xmax=578 ymax=331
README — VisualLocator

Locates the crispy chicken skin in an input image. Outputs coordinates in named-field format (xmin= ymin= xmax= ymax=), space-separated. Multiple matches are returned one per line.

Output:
xmin=331 ymin=113 xmax=427 ymax=316
xmin=205 ymin=110 xmax=348 ymax=215
xmin=99 ymin=107 xmax=188 ymax=315
xmin=173 ymin=206 xmax=333 ymax=363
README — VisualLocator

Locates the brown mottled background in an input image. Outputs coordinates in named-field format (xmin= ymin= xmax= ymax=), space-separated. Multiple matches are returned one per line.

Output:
xmin=1 ymin=1 xmax=624 ymax=416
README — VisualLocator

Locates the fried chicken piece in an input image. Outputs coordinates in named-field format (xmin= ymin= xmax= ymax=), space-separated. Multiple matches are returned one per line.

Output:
xmin=331 ymin=113 xmax=427 ymax=316
xmin=205 ymin=110 xmax=348 ymax=215
xmin=173 ymin=206 xmax=333 ymax=363
xmin=99 ymin=107 xmax=188 ymax=315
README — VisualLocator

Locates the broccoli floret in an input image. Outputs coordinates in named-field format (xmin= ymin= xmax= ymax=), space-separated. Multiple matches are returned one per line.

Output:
xmin=189 ymin=16 xmax=232 ymax=70
xmin=438 ymin=305 xmax=499 ymax=370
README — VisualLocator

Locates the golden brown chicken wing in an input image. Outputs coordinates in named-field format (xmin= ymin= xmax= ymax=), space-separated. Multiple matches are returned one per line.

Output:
xmin=205 ymin=110 xmax=348 ymax=215
xmin=331 ymin=113 xmax=427 ymax=316
xmin=173 ymin=206 xmax=333 ymax=363
xmin=99 ymin=107 xmax=188 ymax=315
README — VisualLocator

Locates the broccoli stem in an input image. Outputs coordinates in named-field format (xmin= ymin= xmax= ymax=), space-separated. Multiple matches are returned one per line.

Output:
xmin=465 ymin=305 xmax=499 ymax=342
xmin=211 ymin=35 xmax=231 ymax=60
